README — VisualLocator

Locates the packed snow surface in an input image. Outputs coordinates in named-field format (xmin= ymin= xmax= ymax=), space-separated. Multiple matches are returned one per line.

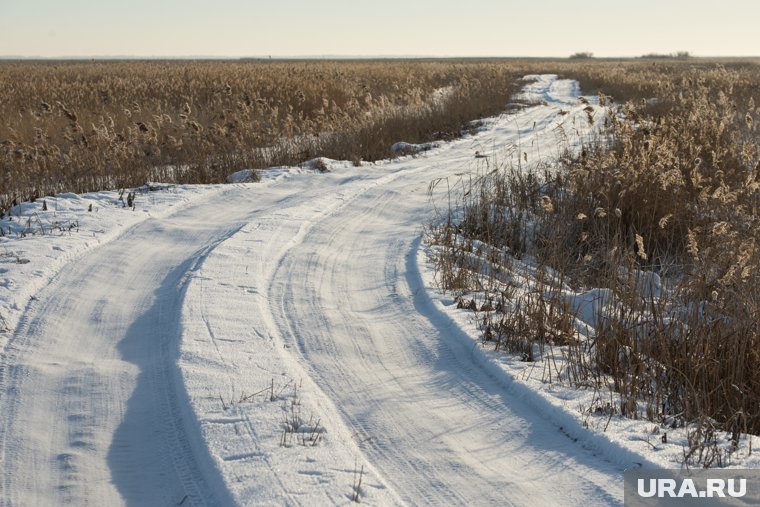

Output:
xmin=3 ymin=75 xmax=737 ymax=507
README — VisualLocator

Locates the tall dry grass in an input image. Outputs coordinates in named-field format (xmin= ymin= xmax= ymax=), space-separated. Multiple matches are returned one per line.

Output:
xmin=0 ymin=59 xmax=519 ymax=213
xmin=429 ymin=60 xmax=760 ymax=458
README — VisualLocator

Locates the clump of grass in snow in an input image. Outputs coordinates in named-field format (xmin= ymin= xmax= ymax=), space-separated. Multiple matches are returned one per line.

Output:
xmin=351 ymin=459 xmax=365 ymax=503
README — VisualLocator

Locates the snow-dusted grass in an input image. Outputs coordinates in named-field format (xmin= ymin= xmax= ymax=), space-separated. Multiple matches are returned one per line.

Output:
xmin=425 ymin=67 xmax=760 ymax=470
xmin=416 ymin=243 xmax=760 ymax=470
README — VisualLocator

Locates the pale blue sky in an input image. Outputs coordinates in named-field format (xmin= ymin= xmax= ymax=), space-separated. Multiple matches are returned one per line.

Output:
xmin=1 ymin=0 xmax=757 ymax=58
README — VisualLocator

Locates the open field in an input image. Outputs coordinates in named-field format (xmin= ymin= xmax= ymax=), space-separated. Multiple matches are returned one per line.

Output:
xmin=2 ymin=58 xmax=760 ymax=504
xmin=0 ymin=59 xmax=520 ymax=213
xmin=3 ymin=57 xmax=757 ymax=214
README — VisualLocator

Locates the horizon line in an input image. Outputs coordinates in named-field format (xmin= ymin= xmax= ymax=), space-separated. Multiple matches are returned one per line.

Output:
xmin=2 ymin=53 xmax=760 ymax=61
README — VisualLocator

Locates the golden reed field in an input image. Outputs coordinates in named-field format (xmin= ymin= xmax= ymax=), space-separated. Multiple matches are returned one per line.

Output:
xmin=0 ymin=59 xmax=519 ymax=212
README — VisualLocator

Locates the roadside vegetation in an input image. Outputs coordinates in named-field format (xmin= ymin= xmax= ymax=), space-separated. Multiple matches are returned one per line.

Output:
xmin=0 ymin=59 xmax=518 ymax=214
xmin=429 ymin=60 xmax=760 ymax=466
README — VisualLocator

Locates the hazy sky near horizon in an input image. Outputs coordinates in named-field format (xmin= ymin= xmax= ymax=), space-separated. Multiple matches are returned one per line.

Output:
xmin=1 ymin=0 xmax=757 ymax=58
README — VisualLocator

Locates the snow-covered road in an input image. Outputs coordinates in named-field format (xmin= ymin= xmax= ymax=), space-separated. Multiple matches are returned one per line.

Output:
xmin=0 ymin=186 xmax=254 ymax=505
xmin=0 ymin=75 xmax=628 ymax=505
xmin=264 ymin=156 xmax=623 ymax=505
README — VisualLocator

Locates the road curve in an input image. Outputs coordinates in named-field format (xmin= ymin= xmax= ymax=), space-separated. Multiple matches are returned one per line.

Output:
xmin=265 ymin=106 xmax=624 ymax=505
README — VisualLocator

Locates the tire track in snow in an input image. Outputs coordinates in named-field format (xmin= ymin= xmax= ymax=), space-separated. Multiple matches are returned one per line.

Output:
xmin=262 ymin=76 xmax=626 ymax=505
xmin=172 ymin=74 xmax=621 ymax=506
xmin=0 ymin=188 xmax=257 ymax=505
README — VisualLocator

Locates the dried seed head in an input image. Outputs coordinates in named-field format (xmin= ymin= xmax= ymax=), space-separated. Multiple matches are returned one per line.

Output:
xmin=57 ymin=102 xmax=78 ymax=123
xmin=687 ymin=229 xmax=700 ymax=259
xmin=658 ymin=214 xmax=672 ymax=229
xmin=712 ymin=222 xmax=730 ymax=236
xmin=594 ymin=207 xmax=607 ymax=218
xmin=635 ymin=234 xmax=648 ymax=261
